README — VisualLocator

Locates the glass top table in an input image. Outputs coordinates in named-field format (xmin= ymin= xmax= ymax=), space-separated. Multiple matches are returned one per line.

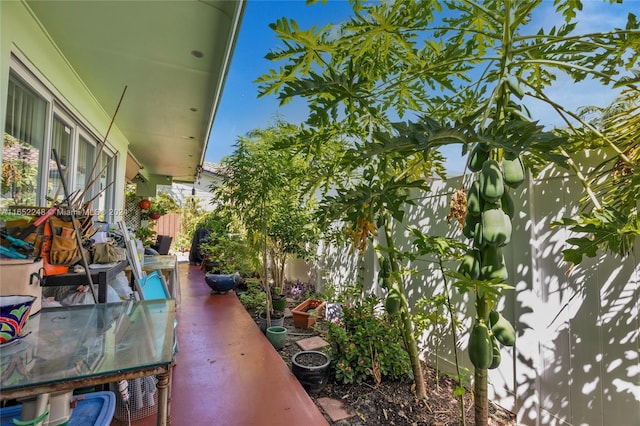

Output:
xmin=0 ymin=299 xmax=175 ymax=425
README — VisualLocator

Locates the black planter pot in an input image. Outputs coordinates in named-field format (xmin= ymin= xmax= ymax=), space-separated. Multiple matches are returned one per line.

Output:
xmin=291 ymin=350 xmax=331 ymax=394
xmin=272 ymin=294 xmax=286 ymax=312
xmin=259 ymin=311 xmax=284 ymax=333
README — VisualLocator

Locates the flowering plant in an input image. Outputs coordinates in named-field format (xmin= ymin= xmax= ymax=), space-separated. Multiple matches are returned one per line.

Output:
xmin=283 ymin=279 xmax=314 ymax=300
xmin=325 ymin=295 xmax=411 ymax=384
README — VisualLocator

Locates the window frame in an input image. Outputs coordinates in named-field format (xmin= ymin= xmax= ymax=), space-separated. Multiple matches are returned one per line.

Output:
xmin=4 ymin=55 xmax=117 ymax=214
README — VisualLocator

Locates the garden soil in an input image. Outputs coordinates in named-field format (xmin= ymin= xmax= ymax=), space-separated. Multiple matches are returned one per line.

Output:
xmin=251 ymin=300 xmax=517 ymax=426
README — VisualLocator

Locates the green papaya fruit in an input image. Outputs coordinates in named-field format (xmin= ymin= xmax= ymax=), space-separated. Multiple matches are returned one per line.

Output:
xmin=489 ymin=310 xmax=499 ymax=326
xmin=481 ymin=205 xmax=512 ymax=247
xmin=473 ymin=221 xmax=485 ymax=249
xmin=479 ymin=159 xmax=504 ymax=203
xmin=502 ymin=153 xmax=525 ymax=188
xmin=385 ymin=289 xmax=402 ymax=314
xmin=469 ymin=322 xmax=493 ymax=369
xmin=501 ymin=190 xmax=514 ymax=219
xmin=467 ymin=180 xmax=483 ymax=217
xmin=380 ymin=257 xmax=391 ymax=278
xmin=489 ymin=335 xmax=501 ymax=369
xmin=462 ymin=214 xmax=479 ymax=239
xmin=480 ymin=246 xmax=508 ymax=281
xmin=458 ymin=249 xmax=481 ymax=280
xmin=378 ymin=257 xmax=391 ymax=289
xmin=505 ymin=76 xmax=524 ymax=99
xmin=491 ymin=311 xmax=516 ymax=346
xmin=468 ymin=144 xmax=490 ymax=172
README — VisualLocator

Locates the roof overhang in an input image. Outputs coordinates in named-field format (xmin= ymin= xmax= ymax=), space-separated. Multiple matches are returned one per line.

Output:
xmin=26 ymin=0 xmax=245 ymax=184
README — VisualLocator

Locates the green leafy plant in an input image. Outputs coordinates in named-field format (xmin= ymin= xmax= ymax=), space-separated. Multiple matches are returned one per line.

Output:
xmin=326 ymin=295 xmax=412 ymax=385
xmin=199 ymin=234 xmax=255 ymax=275
xmin=175 ymin=196 xmax=204 ymax=252
xmin=188 ymin=206 xmax=258 ymax=276
xmin=147 ymin=200 xmax=167 ymax=216
xmin=238 ymin=279 xmax=267 ymax=312
xmin=135 ymin=225 xmax=156 ymax=247
xmin=258 ymin=1 xmax=639 ymax=423
xmin=146 ymin=193 xmax=178 ymax=217
xmin=215 ymin=120 xmax=319 ymax=318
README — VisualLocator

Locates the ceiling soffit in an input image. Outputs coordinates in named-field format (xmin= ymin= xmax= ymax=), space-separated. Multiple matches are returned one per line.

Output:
xmin=26 ymin=0 xmax=245 ymax=183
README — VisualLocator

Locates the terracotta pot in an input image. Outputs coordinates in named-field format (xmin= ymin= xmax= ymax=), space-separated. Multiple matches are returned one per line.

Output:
xmin=291 ymin=298 xmax=325 ymax=329
xmin=149 ymin=213 xmax=161 ymax=220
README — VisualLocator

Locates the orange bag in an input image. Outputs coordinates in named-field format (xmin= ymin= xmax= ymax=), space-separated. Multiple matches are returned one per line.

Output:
xmin=41 ymin=219 xmax=70 ymax=275
xmin=47 ymin=216 xmax=82 ymax=267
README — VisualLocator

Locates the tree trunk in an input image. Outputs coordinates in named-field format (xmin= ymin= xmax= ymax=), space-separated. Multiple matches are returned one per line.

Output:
xmin=399 ymin=297 xmax=427 ymax=398
xmin=474 ymin=368 xmax=488 ymax=426
xmin=278 ymin=255 xmax=286 ymax=292
xmin=382 ymin=219 xmax=427 ymax=399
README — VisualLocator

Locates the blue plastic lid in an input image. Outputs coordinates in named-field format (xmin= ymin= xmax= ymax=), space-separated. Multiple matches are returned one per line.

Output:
xmin=0 ymin=405 xmax=22 ymax=426
xmin=0 ymin=391 xmax=115 ymax=426
xmin=68 ymin=391 xmax=115 ymax=426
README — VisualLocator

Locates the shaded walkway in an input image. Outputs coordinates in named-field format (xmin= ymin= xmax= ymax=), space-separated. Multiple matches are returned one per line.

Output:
xmin=114 ymin=263 xmax=328 ymax=425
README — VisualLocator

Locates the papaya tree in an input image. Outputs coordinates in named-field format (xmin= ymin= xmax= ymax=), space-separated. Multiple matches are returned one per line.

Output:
xmin=556 ymin=91 xmax=640 ymax=265
xmin=256 ymin=0 xmax=639 ymax=423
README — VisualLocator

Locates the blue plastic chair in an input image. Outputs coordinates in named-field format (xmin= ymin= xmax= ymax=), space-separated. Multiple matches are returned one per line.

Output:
xmin=138 ymin=270 xmax=170 ymax=300
xmin=137 ymin=271 xmax=177 ymax=354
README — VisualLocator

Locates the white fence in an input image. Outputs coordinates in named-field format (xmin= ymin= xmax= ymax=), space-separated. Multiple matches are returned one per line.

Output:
xmin=314 ymin=168 xmax=639 ymax=426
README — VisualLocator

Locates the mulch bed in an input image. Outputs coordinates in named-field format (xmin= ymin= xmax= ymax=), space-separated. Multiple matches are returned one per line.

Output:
xmin=247 ymin=298 xmax=517 ymax=426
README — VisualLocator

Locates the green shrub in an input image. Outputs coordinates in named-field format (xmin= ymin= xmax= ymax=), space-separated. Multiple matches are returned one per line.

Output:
xmin=238 ymin=279 xmax=266 ymax=312
xmin=326 ymin=296 xmax=412 ymax=384
xmin=183 ymin=205 xmax=259 ymax=275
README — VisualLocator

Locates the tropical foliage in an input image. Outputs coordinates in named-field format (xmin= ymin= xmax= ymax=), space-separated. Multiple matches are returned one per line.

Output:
xmin=556 ymin=91 xmax=640 ymax=265
xmin=174 ymin=196 xmax=205 ymax=252
xmin=192 ymin=206 xmax=257 ymax=276
xmin=215 ymin=120 xmax=319 ymax=294
xmin=326 ymin=295 xmax=412 ymax=385
xmin=257 ymin=0 xmax=639 ymax=424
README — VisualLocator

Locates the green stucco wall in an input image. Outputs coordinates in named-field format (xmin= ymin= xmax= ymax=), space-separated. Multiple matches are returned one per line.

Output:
xmin=0 ymin=0 xmax=128 ymax=214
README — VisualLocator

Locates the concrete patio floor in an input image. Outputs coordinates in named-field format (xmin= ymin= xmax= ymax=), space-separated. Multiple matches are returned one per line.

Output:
xmin=112 ymin=263 xmax=328 ymax=426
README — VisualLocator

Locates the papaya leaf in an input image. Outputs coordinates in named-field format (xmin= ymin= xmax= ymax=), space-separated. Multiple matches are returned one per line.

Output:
xmin=554 ymin=207 xmax=639 ymax=265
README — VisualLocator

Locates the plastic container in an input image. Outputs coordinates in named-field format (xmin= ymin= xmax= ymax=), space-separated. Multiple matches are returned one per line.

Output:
xmin=67 ymin=391 xmax=115 ymax=426
xmin=0 ymin=391 xmax=115 ymax=426
xmin=0 ymin=258 xmax=43 ymax=315
xmin=291 ymin=350 xmax=331 ymax=394
xmin=18 ymin=390 xmax=73 ymax=426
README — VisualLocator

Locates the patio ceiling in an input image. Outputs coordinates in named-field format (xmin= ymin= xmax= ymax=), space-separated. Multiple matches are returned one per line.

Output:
xmin=26 ymin=0 xmax=245 ymax=183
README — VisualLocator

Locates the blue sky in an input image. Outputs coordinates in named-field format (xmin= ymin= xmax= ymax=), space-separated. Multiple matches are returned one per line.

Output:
xmin=206 ymin=0 xmax=638 ymax=172
xmin=206 ymin=1 xmax=355 ymax=163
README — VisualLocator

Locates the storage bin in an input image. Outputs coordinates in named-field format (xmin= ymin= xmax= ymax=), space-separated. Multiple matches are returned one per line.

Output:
xmin=0 ymin=258 xmax=43 ymax=315
xmin=0 ymin=391 xmax=115 ymax=426
xmin=67 ymin=391 xmax=115 ymax=426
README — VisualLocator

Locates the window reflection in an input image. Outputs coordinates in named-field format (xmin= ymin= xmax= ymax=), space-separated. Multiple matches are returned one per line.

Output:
xmin=48 ymin=116 xmax=72 ymax=202
xmin=1 ymin=77 xmax=46 ymax=205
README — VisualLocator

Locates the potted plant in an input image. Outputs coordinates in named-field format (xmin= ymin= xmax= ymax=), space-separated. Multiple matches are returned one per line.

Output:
xmin=259 ymin=309 xmax=284 ymax=333
xmin=135 ymin=226 xmax=156 ymax=247
xmin=271 ymin=287 xmax=286 ymax=312
xmin=291 ymin=298 xmax=325 ymax=329
xmin=147 ymin=200 xmax=167 ymax=220
xmin=291 ymin=350 xmax=331 ymax=394
xmin=265 ymin=325 xmax=287 ymax=350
